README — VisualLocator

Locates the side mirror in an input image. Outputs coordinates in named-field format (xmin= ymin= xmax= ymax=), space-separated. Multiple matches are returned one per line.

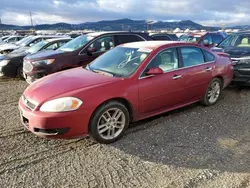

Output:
xmin=146 ymin=67 xmax=164 ymax=76
xmin=87 ymin=47 xmax=96 ymax=56
xmin=203 ymin=40 xmax=210 ymax=47
xmin=29 ymin=43 xmax=34 ymax=47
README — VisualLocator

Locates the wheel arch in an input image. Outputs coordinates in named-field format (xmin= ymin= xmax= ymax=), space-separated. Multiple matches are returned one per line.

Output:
xmin=88 ymin=97 xmax=135 ymax=131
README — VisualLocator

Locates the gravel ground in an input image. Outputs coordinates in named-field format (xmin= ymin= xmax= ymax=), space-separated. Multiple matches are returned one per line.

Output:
xmin=1 ymin=79 xmax=250 ymax=188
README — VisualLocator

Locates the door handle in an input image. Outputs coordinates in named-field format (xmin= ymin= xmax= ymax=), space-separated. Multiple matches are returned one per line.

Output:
xmin=205 ymin=67 xmax=213 ymax=72
xmin=173 ymin=75 xmax=182 ymax=80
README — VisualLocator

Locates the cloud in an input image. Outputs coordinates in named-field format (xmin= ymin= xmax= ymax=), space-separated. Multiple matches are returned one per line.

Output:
xmin=0 ymin=0 xmax=250 ymax=26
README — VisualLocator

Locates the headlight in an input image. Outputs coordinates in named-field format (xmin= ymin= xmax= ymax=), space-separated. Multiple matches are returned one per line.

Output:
xmin=32 ymin=59 xmax=55 ymax=66
xmin=0 ymin=60 xmax=10 ymax=66
xmin=40 ymin=97 xmax=83 ymax=112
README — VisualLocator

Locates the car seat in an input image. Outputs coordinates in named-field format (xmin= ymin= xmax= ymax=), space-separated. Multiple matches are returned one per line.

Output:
xmin=238 ymin=38 xmax=250 ymax=47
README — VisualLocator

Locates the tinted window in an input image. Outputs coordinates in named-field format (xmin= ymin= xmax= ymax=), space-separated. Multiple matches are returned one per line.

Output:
xmin=211 ymin=34 xmax=223 ymax=45
xmin=116 ymin=35 xmax=144 ymax=45
xmin=204 ymin=50 xmax=215 ymax=62
xmin=142 ymin=48 xmax=178 ymax=76
xmin=151 ymin=35 xmax=171 ymax=41
xmin=218 ymin=34 xmax=250 ymax=48
xmin=180 ymin=47 xmax=205 ymax=67
xmin=88 ymin=36 xmax=114 ymax=53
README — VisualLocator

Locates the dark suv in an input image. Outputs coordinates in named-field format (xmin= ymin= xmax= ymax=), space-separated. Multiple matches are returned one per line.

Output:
xmin=213 ymin=31 xmax=250 ymax=85
xmin=23 ymin=31 xmax=152 ymax=83
xmin=178 ymin=32 xmax=227 ymax=47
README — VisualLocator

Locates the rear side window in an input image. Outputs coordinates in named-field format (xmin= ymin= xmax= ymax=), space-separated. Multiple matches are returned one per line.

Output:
xmin=203 ymin=50 xmax=215 ymax=62
xmin=180 ymin=47 xmax=205 ymax=67
xmin=115 ymin=35 xmax=144 ymax=45
xmin=151 ymin=35 xmax=171 ymax=41
xmin=211 ymin=34 xmax=223 ymax=45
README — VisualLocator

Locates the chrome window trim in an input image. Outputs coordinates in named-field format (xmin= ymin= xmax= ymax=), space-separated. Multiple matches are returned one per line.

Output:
xmin=138 ymin=46 xmax=215 ymax=80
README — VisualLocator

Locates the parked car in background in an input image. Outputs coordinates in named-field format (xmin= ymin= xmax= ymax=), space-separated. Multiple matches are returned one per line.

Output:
xmin=0 ymin=36 xmax=10 ymax=42
xmin=178 ymin=32 xmax=227 ymax=47
xmin=150 ymin=33 xmax=178 ymax=41
xmin=19 ymin=41 xmax=233 ymax=143
xmin=0 ymin=38 xmax=71 ymax=78
xmin=213 ymin=31 xmax=250 ymax=85
xmin=3 ymin=36 xmax=24 ymax=44
xmin=0 ymin=35 xmax=67 ymax=54
xmin=22 ymin=31 xmax=153 ymax=84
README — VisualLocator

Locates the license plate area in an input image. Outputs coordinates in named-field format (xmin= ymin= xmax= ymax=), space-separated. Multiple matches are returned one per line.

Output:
xmin=20 ymin=110 xmax=29 ymax=127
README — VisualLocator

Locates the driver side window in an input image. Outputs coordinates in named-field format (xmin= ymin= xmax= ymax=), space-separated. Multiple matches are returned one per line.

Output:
xmin=142 ymin=48 xmax=178 ymax=77
xmin=88 ymin=36 xmax=114 ymax=53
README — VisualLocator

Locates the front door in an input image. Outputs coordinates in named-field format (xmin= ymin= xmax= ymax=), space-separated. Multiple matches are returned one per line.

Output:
xmin=138 ymin=48 xmax=187 ymax=116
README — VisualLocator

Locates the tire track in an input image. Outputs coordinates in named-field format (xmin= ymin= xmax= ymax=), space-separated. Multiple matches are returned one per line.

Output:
xmin=0 ymin=138 xmax=97 ymax=175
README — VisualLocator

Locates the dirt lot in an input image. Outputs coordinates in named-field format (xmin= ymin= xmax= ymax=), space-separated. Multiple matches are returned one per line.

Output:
xmin=1 ymin=79 xmax=250 ymax=188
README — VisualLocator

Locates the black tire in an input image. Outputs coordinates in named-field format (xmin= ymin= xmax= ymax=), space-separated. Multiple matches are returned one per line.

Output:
xmin=89 ymin=101 xmax=130 ymax=144
xmin=16 ymin=65 xmax=24 ymax=79
xmin=201 ymin=78 xmax=222 ymax=106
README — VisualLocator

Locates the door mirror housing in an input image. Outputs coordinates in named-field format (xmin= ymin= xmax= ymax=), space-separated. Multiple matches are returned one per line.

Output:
xmin=87 ymin=47 xmax=96 ymax=56
xmin=146 ymin=67 xmax=164 ymax=76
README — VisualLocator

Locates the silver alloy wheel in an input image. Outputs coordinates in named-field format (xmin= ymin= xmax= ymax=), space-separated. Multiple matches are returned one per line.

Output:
xmin=97 ymin=108 xmax=126 ymax=140
xmin=207 ymin=81 xmax=221 ymax=104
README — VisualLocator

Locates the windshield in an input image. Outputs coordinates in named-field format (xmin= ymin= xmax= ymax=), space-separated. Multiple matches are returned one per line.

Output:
xmin=16 ymin=36 xmax=33 ymax=46
xmin=26 ymin=40 xmax=49 ymax=54
xmin=59 ymin=35 xmax=93 ymax=52
xmin=218 ymin=34 xmax=250 ymax=48
xmin=88 ymin=47 xmax=150 ymax=77
xmin=178 ymin=35 xmax=200 ymax=43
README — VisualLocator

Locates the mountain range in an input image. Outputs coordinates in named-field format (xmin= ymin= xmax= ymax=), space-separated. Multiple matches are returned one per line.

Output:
xmin=0 ymin=18 xmax=222 ymax=31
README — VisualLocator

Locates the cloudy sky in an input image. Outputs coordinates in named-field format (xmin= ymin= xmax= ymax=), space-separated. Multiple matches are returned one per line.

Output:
xmin=0 ymin=0 xmax=250 ymax=26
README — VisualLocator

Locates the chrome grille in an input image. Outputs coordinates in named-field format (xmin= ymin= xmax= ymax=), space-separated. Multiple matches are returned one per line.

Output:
xmin=22 ymin=95 xmax=36 ymax=110
xmin=231 ymin=59 xmax=240 ymax=65
xmin=23 ymin=60 xmax=33 ymax=72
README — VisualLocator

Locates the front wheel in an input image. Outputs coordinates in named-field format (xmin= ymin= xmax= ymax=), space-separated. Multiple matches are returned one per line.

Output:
xmin=89 ymin=101 xmax=130 ymax=144
xmin=201 ymin=78 xmax=222 ymax=106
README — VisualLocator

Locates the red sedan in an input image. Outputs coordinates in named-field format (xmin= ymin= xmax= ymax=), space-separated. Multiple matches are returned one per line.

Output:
xmin=19 ymin=41 xmax=233 ymax=144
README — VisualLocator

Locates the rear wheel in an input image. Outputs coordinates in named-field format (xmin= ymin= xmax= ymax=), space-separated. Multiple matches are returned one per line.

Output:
xmin=89 ymin=101 xmax=129 ymax=144
xmin=201 ymin=78 xmax=222 ymax=106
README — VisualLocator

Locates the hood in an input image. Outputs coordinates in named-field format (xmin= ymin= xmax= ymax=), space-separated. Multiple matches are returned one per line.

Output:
xmin=12 ymin=47 xmax=29 ymax=54
xmin=25 ymin=50 xmax=65 ymax=61
xmin=24 ymin=67 xmax=120 ymax=104
xmin=211 ymin=47 xmax=224 ymax=53
xmin=219 ymin=46 xmax=250 ymax=58
xmin=0 ymin=43 xmax=19 ymax=51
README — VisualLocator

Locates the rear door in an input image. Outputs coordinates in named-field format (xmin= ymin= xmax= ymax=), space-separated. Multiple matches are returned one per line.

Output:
xmin=77 ymin=35 xmax=115 ymax=67
xmin=178 ymin=46 xmax=214 ymax=101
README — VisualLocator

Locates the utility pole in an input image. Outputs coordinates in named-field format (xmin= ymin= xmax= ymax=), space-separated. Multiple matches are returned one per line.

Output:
xmin=29 ymin=11 xmax=34 ymax=34
xmin=30 ymin=11 xmax=33 ymax=27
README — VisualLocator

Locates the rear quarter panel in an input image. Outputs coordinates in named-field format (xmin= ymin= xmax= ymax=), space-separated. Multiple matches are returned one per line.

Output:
xmin=213 ymin=54 xmax=233 ymax=88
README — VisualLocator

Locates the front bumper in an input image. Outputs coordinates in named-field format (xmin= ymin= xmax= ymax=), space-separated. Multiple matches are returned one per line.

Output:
xmin=233 ymin=66 xmax=250 ymax=85
xmin=18 ymin=97 xmax=91 ymax=139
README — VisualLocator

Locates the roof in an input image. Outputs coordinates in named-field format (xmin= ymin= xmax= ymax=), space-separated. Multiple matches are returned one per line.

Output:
xmin=86 ymin=31 xmax=147 ymax=37
xmin=32 ymin=35 xmax=69 ymax=39
xmin=121 ymin=41 xmax=184 ymax=50
xmin=45 ymin=38 xmax=71 ymax=42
